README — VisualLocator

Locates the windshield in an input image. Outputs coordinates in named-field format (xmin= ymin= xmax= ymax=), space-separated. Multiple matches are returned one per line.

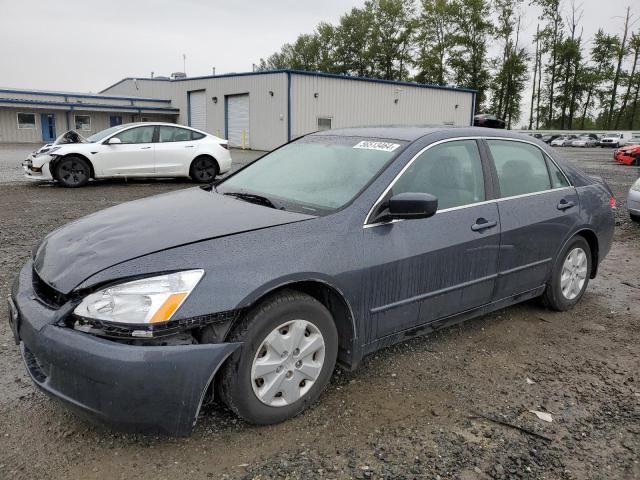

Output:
xmin=218 ymin=136 xmax=405 ymax=214
xmin=85 ymin=124 xmax=130 ymax=143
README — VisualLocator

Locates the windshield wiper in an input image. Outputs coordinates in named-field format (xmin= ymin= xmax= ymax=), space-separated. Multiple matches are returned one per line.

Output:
xmin=223 ymin=192 xmax=285 ymax=210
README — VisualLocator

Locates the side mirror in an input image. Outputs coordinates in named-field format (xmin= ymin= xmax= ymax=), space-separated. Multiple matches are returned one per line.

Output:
xmin=387 ymin=192 xmax=438 ymax=220
xmin=106 ymin=137 xmax=122 ymax=145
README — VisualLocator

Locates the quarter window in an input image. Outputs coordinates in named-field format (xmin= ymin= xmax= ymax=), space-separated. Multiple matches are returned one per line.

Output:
xmin=74 ymin=115 xmax=91 ymax=131
xmin=110 ymin=126 xmax=155 ymax=144
xmin=17 ymin=113 xmax=36 ymax=129
xmin=546 ymin=157 xmax=570 ymax=188
xmin=487 ymin=140 xmax=551 ymax=198
xmin=392 ymin=140 xmax=485 ymax=210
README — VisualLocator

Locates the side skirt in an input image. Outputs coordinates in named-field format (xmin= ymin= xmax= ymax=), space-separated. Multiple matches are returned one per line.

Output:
xmin=362 ymin=285 xmax=546 ymax=356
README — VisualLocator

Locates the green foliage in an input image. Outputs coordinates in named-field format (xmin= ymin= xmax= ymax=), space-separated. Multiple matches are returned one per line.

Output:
xmin=257 ymin=1 xmax=639 ymax=128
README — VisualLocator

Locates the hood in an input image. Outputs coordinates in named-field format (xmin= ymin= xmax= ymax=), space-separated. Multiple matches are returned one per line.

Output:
xmin=34 ymin=188 xmax=315 ymax=294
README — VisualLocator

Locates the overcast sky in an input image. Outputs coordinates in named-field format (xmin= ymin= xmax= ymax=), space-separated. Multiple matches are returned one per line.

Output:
xmin=0 ymin=0 xmax=636 ymax=94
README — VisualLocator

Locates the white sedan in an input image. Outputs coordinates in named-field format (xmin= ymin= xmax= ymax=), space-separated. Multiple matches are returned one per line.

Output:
xmin=23 ymin=123 xmax=232 ymax=187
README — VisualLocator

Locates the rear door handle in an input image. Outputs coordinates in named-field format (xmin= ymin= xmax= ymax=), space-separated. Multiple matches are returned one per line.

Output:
xmin=557 ymin=199 xmax=575 ymax=211
xmin=471 ymin=218 xmax=497 ymax=232
xmin=141 ymin=146 xmax=152 ymax=150
xmin=184 ymin=145 xmax=194 ymax=148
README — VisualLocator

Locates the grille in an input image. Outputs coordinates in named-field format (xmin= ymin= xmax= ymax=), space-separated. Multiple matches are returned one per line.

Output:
xmin=32 ymin=269 xmax=67 ymax=307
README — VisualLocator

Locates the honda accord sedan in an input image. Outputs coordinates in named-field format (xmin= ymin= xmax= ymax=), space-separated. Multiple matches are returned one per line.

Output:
xmin=9 ymin=127 xmax=615 ymax=436
xmin=22 ymin=123 xmax=231 ymax=187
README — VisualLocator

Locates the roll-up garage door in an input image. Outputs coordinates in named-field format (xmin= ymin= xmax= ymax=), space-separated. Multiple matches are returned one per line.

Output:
xmin=188 ymin=90 xmax=206 ymax=131
xmin=227 ymin=94 xmax=250 ymax=148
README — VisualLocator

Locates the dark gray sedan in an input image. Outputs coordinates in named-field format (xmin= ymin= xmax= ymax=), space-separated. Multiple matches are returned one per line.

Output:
xmin=9 ymin=127 xmax=615 ymax=435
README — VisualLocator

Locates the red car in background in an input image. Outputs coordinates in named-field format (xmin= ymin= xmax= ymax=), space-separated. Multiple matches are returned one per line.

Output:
xmin=614 ymin=144 xmax=640 ymax=165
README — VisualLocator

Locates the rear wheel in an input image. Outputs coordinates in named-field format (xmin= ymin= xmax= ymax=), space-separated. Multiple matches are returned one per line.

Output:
xmin=218 ymin=290 xmax=338 ymax=425
xmin=54 ymin=156 xmax=91 ymax=187
xmin=542 ymin=236 xmax=591 ymax=311
xmin=189 ymin=156 xmax=218 ymax=183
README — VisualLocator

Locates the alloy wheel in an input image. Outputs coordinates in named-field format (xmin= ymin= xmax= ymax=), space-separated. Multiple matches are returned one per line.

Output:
xmin=58 ymin=159 xmax=88 ymax=186
xmin=193 ymin=157 xmax=217 ymax=182
xmin=560 ymin=247 xmax=588 ymax=300
xmin=251 ymin=319 xmax=326 ymax=407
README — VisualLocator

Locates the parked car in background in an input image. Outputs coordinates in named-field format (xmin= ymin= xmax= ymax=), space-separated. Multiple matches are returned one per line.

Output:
xmin=10 ymin=127 xmax=615 ymax=435
xmin=600 ymin=133 xmax=625 ymax=148
xmin=473 ymin=114 xmax=506 ymax=129
xmin=620 ymin=135 xmax=640 ymax=147
xmin=628 ymin=178 xmax=640 ymax=222
xmin=541 ymin=134 xmax=561 ymax=144
xmin=571 ymin=135 xmax=598 ymax=147
xmin=22 ymin=123 xmax=231 ymax=187
xmin=551 ymin=135 xmax=577 ymax=147
xmin=614 ymin=144 xmax=640 ymax=165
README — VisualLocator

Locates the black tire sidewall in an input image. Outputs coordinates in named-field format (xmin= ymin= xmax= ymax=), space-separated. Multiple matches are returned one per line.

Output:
xmin=220 ymin=292 xmax=338 ymax=425
xmin=54 ymin=156 xmax=90 ymax=187
xmin=545 ymin=236 xmax=592 ymax=311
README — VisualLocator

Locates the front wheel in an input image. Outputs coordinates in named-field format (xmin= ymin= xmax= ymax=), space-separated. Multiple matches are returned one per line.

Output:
xmin=54 ymin=156 xmax=91 ymax=187
xmin=218 ymin=290 xmax=338 ymax=425
xmin=189 ymin=156 xmax=218 ymax=183
xmin=542 ymin=236 xmax=591 ymax=311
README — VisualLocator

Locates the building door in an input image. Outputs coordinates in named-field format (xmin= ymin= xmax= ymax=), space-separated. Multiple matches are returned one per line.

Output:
xmin=188 ymin=90 xmax=206 ymax=131
xmin=40 ymin=113 xmax=56 ymax=142
xmin=110 ymin=115 xmax=123 ymax=127
xmin=226 ymin=94 xmax=250 ymax=148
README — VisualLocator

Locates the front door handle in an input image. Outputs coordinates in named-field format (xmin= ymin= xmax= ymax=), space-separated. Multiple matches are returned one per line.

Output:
xmin=184 ymin=145 xmax=194 ymax=148
xmin=141 ymin=146 xmax=152 ymax=150
xmin=557 ymin=199 xmax=575 ymax=211
xmin=471 ymin=218 xmax=497 ymax=232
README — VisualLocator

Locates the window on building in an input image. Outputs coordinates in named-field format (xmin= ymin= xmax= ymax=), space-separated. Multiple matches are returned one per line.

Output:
xmin=317 ymin=117 xmax=332 ymax=131
xmin=17 ymin=113 xmax=36 ymax=129
xmin=75 ymin=115 xmax=91 ymax=131
xmin=110 ymin=115 xmax=123 ymax=127
xmin=486 ymin=140 xmax=552 ymax=198
xmin=392 ymin=140 xmax=485 ymax=210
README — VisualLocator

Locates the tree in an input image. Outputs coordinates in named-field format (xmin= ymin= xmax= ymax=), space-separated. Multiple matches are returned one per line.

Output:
xmin=608 ymin=7 xmax=633 ymax=128
xmin=333 ymin=7 xmax=376 ymax=76
xmin=615 ymin=32 xmax=640 ymax=128
xmin=414 ymin=0 xmax=455 ymax=85
xmin=448 ymin=0 xmax=492 ymax=110
xmin=528 ymin=25 xmax=541 ymax=129
xmin=534 ymin=0 xmax=563 ymax=126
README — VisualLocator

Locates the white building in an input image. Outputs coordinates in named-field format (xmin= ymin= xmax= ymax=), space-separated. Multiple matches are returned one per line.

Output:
xmin=1 ymin=70 xmax=476 ymax=150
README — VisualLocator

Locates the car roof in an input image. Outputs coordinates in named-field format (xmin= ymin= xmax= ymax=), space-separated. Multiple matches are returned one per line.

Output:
xmin=310 ymin=125 xmax=537 ymax=143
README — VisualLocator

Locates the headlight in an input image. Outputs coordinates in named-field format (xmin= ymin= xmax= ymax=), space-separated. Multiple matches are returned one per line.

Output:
xmin=632 ymin=178 xmax=640 ymax=192
xmin=37 ymin=146 xmax=61 ymax=156
xmin=73 ymin=270 xmax=204 ymax=325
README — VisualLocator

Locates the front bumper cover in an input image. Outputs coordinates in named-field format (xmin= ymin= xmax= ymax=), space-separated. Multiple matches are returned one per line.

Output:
xmin=11 ymin=261 xmax=240 ymax=436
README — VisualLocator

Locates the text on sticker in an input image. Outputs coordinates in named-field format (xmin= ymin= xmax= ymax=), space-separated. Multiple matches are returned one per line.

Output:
xmin=353 ymin=141 xmax=400 ymax=152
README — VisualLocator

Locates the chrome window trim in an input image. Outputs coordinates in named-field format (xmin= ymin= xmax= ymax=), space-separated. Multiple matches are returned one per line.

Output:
xmin=363 ymin=136 xmax=574 ymax=229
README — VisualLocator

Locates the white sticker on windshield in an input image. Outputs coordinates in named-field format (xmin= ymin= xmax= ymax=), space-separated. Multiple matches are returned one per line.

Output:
xmin=353 ymin=141 xmax=400 ymax=152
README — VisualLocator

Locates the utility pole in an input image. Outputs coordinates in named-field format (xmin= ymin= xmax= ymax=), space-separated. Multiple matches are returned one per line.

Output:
xmin=183 ymin=53 xmax=187 ymax=74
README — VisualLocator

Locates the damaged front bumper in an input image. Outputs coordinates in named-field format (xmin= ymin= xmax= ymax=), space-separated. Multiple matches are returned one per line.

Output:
xmin=10 ymin=261 xmax=240 ymax=436
xmin=22 ymin=155 xmax=54 ymax=181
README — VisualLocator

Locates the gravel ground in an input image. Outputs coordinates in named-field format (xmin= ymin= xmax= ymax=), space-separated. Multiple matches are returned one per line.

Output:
xmin=0 ymin=146 xmax=638 ymax=480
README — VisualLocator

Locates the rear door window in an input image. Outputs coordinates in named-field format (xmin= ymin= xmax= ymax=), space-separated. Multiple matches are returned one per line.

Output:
xmin=487 ymin=140 xmax=551 ymax=198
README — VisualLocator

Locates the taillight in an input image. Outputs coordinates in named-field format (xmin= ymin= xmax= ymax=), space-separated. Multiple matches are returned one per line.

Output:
xmin=220 ymin=143 xmax=229 ymax=150
xmin=609 ymin=196 xmax=617 ymax=209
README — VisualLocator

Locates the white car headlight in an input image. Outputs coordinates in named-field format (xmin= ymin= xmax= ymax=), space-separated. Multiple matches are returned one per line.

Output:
xmin=73 ymin=270 xmax=204 ymax=325
xmin=632 ymin=178 xmax=640 ymax=192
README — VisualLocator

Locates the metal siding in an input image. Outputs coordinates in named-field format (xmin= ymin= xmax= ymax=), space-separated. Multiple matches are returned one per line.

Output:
xmin=188 ymin=90 xmax=207 ymax=130
xmin=290 ymin=74 xmax=474 ymax=140
xmin=226 ymin=94 xmax=250 ymax=148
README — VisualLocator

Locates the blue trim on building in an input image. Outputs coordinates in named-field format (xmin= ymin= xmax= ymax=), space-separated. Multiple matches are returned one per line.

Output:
xmin=0 ymin=98 xmax=179 ymax=113
xmin=0 ymin=88 xmax=172 ymax=103
xmin=287 ymin=72 xmax=292 ymax=142
xmin=470 ymin=92 xmax=477 ymax=126
xmin=102 ymin=69 xmax=477 ymax=95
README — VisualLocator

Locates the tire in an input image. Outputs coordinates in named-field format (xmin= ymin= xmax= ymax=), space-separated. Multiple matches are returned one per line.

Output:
xmin=54 ymin=156 xmax=91 ymax=187
xmin=631 ymin=213 xmax=640 ymax=223
xmin=542 ymin=236 xmax=592 ymax=311
xmin=218 ymin=290 xmax=338 ymax=425
xmin=189 ymin=156 xmax=218 ymax=183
